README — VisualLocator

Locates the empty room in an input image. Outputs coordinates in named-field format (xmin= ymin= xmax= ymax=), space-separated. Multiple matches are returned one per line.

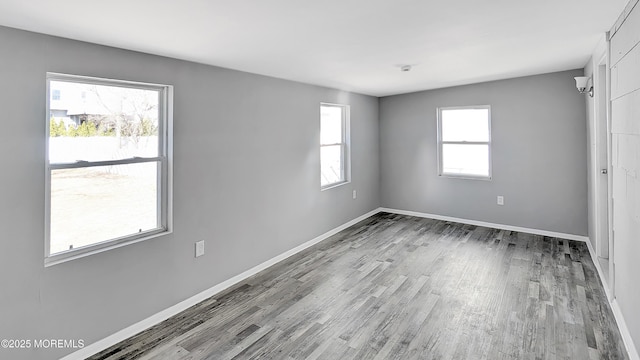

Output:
xmin=1 ymin=0 xmax=640 ymax=359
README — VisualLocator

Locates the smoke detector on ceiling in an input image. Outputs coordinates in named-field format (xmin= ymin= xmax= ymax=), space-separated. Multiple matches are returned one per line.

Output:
xmin=400 ymin=65 xmax=412 ymax=72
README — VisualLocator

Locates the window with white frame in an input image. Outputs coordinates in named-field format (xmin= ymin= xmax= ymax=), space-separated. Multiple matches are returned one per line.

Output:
xmin=320 ymin=103 xmax=349 ymax=188
xmin=46 ymin=73 xmax=172 ymax=265
xmin=437 ymin=105 xmax=491 ymax=179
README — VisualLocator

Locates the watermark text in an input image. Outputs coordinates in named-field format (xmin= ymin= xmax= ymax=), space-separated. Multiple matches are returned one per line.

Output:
xmin=1 ymin=339 xmax=84 ymax=349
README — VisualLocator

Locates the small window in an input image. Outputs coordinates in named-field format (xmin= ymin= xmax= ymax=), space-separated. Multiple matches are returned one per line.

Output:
xmin=320 ymin=103 xmax=350 ymax=188
xmin=45 ymin=73 xmax=172 ymax=265
xmin=437 ymin=105 xmax=491 ymax=179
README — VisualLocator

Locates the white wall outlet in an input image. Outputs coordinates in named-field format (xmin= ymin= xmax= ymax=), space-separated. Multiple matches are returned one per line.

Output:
xmin=497 ymin=196 xmax=504 ymax=206
xmin=195 ymin=240 xmax=205 ymax=257
xmin=353 ymin=190 xmax=357 ymax=199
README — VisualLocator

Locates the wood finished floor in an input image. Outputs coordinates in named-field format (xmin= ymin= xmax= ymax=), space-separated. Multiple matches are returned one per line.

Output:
xmin=90 ymin=213 xmax=628 ymax=360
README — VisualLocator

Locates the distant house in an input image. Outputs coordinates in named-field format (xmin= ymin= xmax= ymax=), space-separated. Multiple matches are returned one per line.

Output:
xmin=49 ymin=81 xmax=111 ymax=129
xmin=49 ymin=80 xmax=156 ymax=133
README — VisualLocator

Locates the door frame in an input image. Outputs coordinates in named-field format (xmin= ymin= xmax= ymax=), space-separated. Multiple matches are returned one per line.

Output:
xmin=594 ymin=53 xmax=610 ymax=261
xmin=603 ymin=37 xmax=615 ymax=299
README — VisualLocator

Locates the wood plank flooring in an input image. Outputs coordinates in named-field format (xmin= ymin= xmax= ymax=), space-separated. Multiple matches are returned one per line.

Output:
xmin=89 ymin=213 xmax=629 ymax=359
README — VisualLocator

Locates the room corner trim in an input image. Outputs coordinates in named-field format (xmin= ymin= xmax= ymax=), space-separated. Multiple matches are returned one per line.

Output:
xmin=379 ymin=207 xmax=589 ymax=242
xmin=59 ymin=208 xmax=381 ymax=360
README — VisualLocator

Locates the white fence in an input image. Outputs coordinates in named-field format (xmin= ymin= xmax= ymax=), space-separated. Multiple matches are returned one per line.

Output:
xmin=49 ymin=136 xmax=159 ymax=177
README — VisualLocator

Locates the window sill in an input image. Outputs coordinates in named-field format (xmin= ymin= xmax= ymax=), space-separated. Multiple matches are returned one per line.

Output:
xmin=439 ymin=174 xmax=492 ymax=181
xmin=44 ymin=229 xmax=171 ymax=267
xmin=321 ymin=180 xmax=350 ymax=191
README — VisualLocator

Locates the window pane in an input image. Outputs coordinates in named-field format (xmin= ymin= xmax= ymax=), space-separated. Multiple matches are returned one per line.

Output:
xmin=320 ymin=105 xmax=343 ymax=145
xmin=49 ymin=80 xmax=160 ymax=163
xmin=321 ymin=144 xmax=343 ymax=186
xmin=442 ymin=144 xmax=489 ymax=177
xmin=50 ymin=162 xmax=160 ymax=254
xmin=441 ymin=108 xmax=489 ymax=142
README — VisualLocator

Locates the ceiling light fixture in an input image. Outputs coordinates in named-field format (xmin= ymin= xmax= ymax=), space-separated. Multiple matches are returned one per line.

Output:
xmin=574 ymin=76 xmax=593 ymax=97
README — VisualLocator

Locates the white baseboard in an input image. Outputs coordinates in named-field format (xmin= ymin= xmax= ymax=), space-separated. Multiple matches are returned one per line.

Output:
xmin=583 ymin=238 xmax=614 ymax=301
xmin=585 ymin=239 xmax=640 ymax=360
xmin=60 ymin=208 xmax=380 ymax=360
xmin=611 ymin=299 xmax=640 ymax=360
xmin=379 ymin=207 xmax=589 ymax=242
xmin=63 ymin=206 xmax=638 ymax=360
xmin=384 ymin=207 xmax=639 ymax=359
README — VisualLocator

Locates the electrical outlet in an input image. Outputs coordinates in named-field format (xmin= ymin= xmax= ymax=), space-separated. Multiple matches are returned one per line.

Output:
xmin=195 ymin=240 xmax=205 ymax=257
xmin=497 ymin=196 xmax=504 ymax=206
xmin=353 ymin=190 xmax=357 ymax=199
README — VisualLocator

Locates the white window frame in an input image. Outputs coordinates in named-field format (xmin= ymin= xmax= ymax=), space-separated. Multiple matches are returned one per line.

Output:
xmin=437 ymin=105 xmax=492 ymax=180
xmin=44 ymin=73 xmax=173 ymax=266
xmin=320 ymin=103 xmax=350 ymax=190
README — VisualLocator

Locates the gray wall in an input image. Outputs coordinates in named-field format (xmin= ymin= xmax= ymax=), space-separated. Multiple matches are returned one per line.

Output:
xmin=0 ymin=26 xmax=380 ymax=360
xmin=380 ymin=70 xmax=588 ymax=236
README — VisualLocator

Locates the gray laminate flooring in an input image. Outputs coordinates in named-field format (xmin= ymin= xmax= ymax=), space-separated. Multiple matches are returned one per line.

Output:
xmin=89 ymin=213 xmax=629 ymax=359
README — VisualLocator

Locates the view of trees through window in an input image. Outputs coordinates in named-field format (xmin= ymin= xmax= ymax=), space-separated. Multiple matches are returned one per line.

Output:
xmin=47 ymin=77 xmax=167 ymax=256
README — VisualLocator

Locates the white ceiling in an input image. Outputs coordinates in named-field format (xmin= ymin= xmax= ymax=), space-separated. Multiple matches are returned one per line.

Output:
xmin=0 ymin=0 xmax=629 ymax=96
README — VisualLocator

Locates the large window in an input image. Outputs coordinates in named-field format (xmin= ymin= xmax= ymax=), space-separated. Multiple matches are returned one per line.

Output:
xmin=320 ymin=103 xmax=350 ymax=188
xmin=437 ymin=105 xmax=491 ymax=179
xmin=45 ymin=73 xmax=172 ymax=265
